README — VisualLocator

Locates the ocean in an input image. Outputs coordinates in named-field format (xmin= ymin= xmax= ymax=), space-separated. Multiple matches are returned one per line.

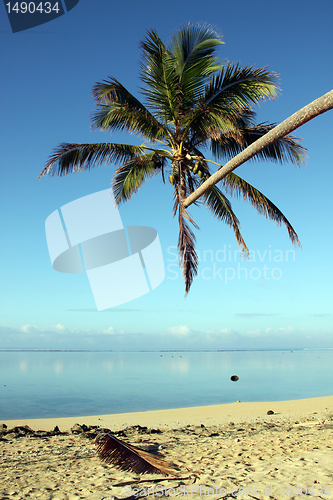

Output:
xmin=0 ymin=349 xmax=332 ymax=420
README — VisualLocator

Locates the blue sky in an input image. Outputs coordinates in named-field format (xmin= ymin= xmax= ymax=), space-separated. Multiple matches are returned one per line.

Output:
xmin=0 ymin=0 xmax=332 ymax=350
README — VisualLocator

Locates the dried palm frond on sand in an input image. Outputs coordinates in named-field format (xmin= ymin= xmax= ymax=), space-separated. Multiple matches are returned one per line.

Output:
xmin=95 ymin=433 xmax=181 ymax=476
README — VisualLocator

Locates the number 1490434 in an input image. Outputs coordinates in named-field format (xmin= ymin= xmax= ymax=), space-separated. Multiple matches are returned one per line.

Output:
xmin=278 ymin=485 xmax=331 ymax=496
xmin=5 ymin=2 xmax=60 ymax=14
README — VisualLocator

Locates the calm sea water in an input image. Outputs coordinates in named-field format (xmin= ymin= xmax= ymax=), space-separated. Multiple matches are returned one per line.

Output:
xmin=0 ymin=349 xmax=332 ymax=420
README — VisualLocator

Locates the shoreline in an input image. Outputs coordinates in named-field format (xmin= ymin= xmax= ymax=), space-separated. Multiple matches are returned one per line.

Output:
xmin=3 ymin=395 xmax=333 ymax=431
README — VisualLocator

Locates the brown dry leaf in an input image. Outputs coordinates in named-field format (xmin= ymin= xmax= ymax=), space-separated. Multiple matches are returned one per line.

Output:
xmin=95 ymin=433 xmax=180 ymax=476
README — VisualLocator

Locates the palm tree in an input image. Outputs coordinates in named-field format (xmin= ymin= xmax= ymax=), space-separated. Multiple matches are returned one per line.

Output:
xmin=39 ymin=24 xmax=306 ymax=294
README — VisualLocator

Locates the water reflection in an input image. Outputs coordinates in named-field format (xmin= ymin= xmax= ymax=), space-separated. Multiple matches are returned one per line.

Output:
xmin=169 ymin=358 xmax=189 ymax=374
xmin=0 ymin=349 xmax=332 ymax=420
xmin=19 ymin=360 xmax=28 ymax=373
xmin=102 ymin=360 xmax=114 ymax=372
xmin=54 ymin=362 xmax=63 ymax=375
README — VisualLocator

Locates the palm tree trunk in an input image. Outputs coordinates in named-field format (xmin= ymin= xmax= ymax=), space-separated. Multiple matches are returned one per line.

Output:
xmin=183 ymin=89 xmax=333 ymax=208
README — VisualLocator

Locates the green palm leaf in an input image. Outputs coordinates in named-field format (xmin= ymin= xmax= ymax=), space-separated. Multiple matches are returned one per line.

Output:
xmin=112 ymin=152 xmax=167 ymax=204
xmin=201 ymin=183 xmax=249 ymax=254
xmin=91 ymin=78 xmax=168 ymax=142
xmin=222 ymin=172 xmax=301 ymax=245
xmin=173 ymin=185 xmax=199 ymax=295
xmin=184 ymin=105 xmax=244 ymax=146
xmin=190 ymin=156 xmax=248 ymax=253
xmin=39 ymin=143 xmax=146 ymax=178
xmin=170 ymin=24 xmax=224 ymax=108
xmin=140 ymin=30 xmax=180 ymax=122
xmin=204 ymin=63 xmax=279 ymax=108
xmin=211 ymin=123 xmax=306 ymax=165
xmin=183 ymin=65 xmax=279 ymax=146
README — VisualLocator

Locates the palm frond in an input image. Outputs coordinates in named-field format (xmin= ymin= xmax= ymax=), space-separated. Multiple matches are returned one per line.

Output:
xmin=201 ymin=183 xmax=249 ymax=254
xmin=39 ymin=143 xmax=146 ymax=178
xmin=204 ymin=63 xmax=279 ymax=108
xmin=170 ymin=24 xmax=224 ymax=109
xmin=182 ymin=63 xmax=279 ymax=146
xmin=95 ymin=433 xmax=180 ymax=476
xmin=222 ymin=172 xmax=301 ymax=245
xmin=184 ymin=105 xmax=243 ymax=146
xmin=112 ymin=152 xmax=166 ymax=204
xmin=91 ymin=78 xmax=168 ymax=142
xmin=173 ymin=184 xmax=199 ymax=295
xmin=211 ymin=123 xmax=307 ymax=166
xmin=140 ymin=29 xmax=180 ymax=122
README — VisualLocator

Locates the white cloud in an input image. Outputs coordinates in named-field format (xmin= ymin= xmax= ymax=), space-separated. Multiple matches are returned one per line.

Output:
xmin=165 ymin=325 xmax=190 ymax=336
xmin=1 ymin=324 xmax=332 ymax=350
xmin=18 ymin=324 xmax=90 ymax=335
xmin=206 ymin=328 xmax=234 ymax=335
xmin=20 ymin=324 xmax=36 ymax=333
xmin=236 ymin=313 xmax=278 ymax=317
xmin=102 ymin=327 xmax=116 ymax=335
xmin=246 ymin=329 xmax=263 ymax=337
xmin=55 ymin=323 xmax=66 ymax=331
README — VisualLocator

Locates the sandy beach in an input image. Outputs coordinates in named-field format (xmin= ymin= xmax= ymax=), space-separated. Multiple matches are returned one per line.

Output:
xmin=1 ymin=396 xmax=332 ymax=500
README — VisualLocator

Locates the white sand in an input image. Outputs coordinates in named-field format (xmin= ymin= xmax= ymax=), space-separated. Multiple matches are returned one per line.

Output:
xmin=1 ymin=396 xmax=332 ymax=500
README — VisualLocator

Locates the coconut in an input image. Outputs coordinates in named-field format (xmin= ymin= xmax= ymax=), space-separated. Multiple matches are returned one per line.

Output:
xmin=192 ymin=161 xmax=199 ymax=174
